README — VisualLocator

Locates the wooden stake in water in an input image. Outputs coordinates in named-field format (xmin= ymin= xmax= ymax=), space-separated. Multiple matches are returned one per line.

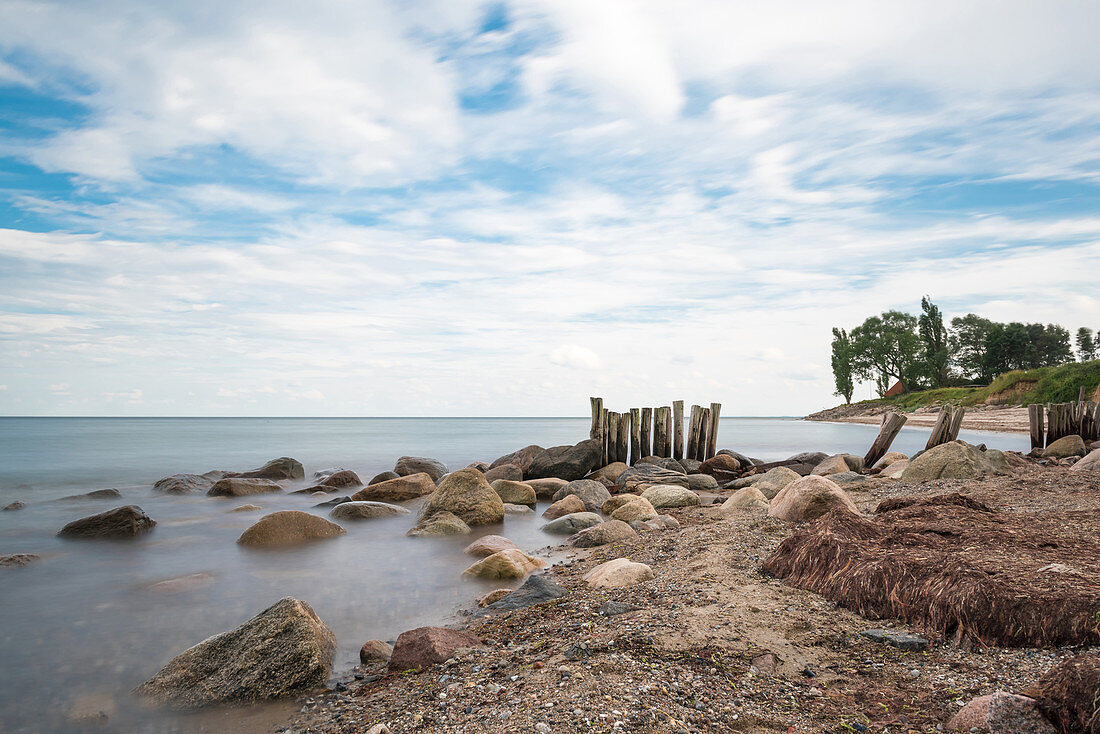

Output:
xmin=864 ymin=411 xmax=907 ymax=467
xmin=707 ymin=402 xmax=722 ymax=459
xmin=1028 ymin=404 xmax=1045 ymax=450
xmin=629 ymin=408 xmax=641 ymax=465
xmin=654 ymin=406 xmax=670 ymax=457
xmin=673 ymin=401 xmax=685 ymax=461
xmin=640 ymin=407 xmax=652 ymax=460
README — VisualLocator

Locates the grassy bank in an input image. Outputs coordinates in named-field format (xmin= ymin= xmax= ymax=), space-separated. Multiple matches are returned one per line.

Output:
xmin=840 ymin=360 xmax=1100 ymax=414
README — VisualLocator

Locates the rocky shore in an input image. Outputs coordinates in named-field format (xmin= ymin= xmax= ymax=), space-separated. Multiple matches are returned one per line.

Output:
xmin=806 ymin=403 xmax=1031 ymax=434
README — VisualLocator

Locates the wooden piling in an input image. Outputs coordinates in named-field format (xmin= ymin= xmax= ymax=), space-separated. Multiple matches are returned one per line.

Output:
xmin=1028 ymin=404 xmax=1045 ymax=450
xmin=653 ymin=407 xmax=670 ymax=457
xmin=925 ymin=407 xmax=951 ymax=451
xmin=673 ymin=400 xmax=685 ymax=461
xmin=686 ymin=405 xmax=701 ymax=462
xmin=607 ymin=412 xmax=621 ymax=464
xmin=629 ymin=408 xmax=641 ymax=465
xmin=707 ymin=402 xmax=721 ymax=459
xmin=640 ymin=407 xmax=653 ymax=460
xmin=864 ymin=411 xmax=908 ymax=467
xmin=590 ymin=397 xmax=605 ymax=463
xmin=947 ymin=406 xmax=965 ymax=441
xmin=697 ymin=407 xmax=711 ymax=461
xmin=616 ymin=412 xmax=629 ymax=464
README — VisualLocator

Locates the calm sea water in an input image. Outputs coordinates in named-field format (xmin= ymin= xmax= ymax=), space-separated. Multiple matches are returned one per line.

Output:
xmin=0 ymin=417 xmax=1028 ymax=733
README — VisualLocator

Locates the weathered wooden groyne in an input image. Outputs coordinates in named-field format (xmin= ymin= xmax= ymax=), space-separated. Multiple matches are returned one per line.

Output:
xmin=588 ymin=397 xmax=721 ymax=466
xmin=1028 ymin=387 xmax=1100 ymax=449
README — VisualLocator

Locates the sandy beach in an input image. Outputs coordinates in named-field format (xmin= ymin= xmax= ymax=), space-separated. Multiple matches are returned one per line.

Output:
xmin=806 ymin=404 xmax=1031 ymax=434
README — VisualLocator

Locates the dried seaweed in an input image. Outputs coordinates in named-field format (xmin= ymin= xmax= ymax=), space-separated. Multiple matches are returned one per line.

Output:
xmin=1025 ymin=654 xmax=1100 ymax=734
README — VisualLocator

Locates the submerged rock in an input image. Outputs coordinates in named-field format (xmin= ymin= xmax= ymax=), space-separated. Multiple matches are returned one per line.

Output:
xmin=477 ymin=589 xmax=513 ymax=607
xmin=388 ymin=627 xmax=483 ymax=672
xmin=135 ymin=597 xmax=335 ymax=708
xmin=58 ymin=506 xmax=156 ymax=539
xmin=153 ymin=474 xmax=213 ymax=494
xmin=208 ymin=478 xmax=283 ymax=497
xmin=542 ymin=511 xmax=602 ymax=535
xmin=228 ymin=504 xmax=263 ymax=513
xmin=542 ymin=494 xmax=585 ymax=519
xmin=58 ymin=488 xmax=123 ymax=501
xmin=228 ymin=457 xmax=304 ymax=481
xmin=463 ymin=535 xmax=519 ymax=557
xmin=551 ymin=479 xmax=610 ymax=513
xmin=769 ymin=475 xmax=859 ymax=523
xmin=407 ymin=511 xmax=471 ymax=537
xmin=3 ymin=501 xmax=25 ymax=511
xmin=418 ymin=468 xmax=504 ymax=526
xmin=329 ymin=501 xmax=409 ymax=521
xmin=462 ymin=549 xmax=546 ymax=579
xmin=368 ymin=471 xmax=399 ymax=485
xmin=352 ymin=473 xmax=435 ymax=502
xmin=394 ymin=456 xmax=448 ymax=483
xmin=359 ymin=640 xmax=393 ymax=664
xmin=483 ymin=463 xmax=522 ymax=483
xmin=1 ymin=553 xmax=40 ymax=567
xmin=526 ymin=440 xmax=602 ymax=481
xmin=237 ymin=511 xmax=345 ymax=546
xmin=489 ymin=444 xmax=544 ymax=474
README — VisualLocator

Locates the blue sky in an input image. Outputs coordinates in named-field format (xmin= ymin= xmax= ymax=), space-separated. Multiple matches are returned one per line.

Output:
xmin=1 ymin=0 xmax=1098 ymax=416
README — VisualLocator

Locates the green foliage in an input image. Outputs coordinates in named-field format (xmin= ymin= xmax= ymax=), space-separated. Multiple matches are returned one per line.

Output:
xmin=830 ymin=328 xmax=855 ymax=404
xmin=918 ymin=296 xmax=950 ymax=387
xmin=982 ymin=322 xmax=1073 ymax=376
xmin=949 ymin=313 xmax=995 ymax=383
xmin=1078 ymin=327 xmax=1097 ymax=361
xmin=850 ymin=310 xmax=923 ymax=397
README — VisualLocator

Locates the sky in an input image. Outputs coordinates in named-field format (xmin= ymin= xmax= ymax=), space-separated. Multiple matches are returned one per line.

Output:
xmin=0 ymin=0 xmax=1099 ymax=417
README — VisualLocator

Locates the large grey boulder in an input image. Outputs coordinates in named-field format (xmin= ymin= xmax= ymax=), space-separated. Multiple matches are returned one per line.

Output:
xmin=153 ymin=474 xmax=213 ymax=494
xmin=237 ymin=511 xmax=346 ymax=546
xmin=900 ymin=441 xmax=996 ymax=483
xmin=483 ymin=463 xmax=523 ymax=483
xmin=58 ymin=506 xmax=156 ymax=539
xmin=635 ymin=456 xmax=686 ymax=473
xmin=418 ymin=467 xmax=504 ymax=526
xmin=526 ymin=440 xmax=602 ymax=481
xmin=135 ymin=597 xmax=335 ymax=708
xmin=750 ymin=466 xmax=801 ymax=499
xmin=208 ymin=478 xmax=283 ymax=497
xmin=228 ymin=457 xmax=304 ymax=481
xmin=769 ymin=475 xmax=859 ymax=522
xmin=352 ymin=473 xmax=435 ymax=502
xmin=1070 ymin=449 xmax=1100 ymax=473
xmin=1043 ymin=435 xmax=1087 ymax=459
xmin=489 ymin=445 xmax=544 ymax=474
xmin=490 ymin=479 xmax=536 ymax=506
xmin=570 ymin=519 xmax=637 ymax=547
xmin=394 ymin=456 xmax=448 ymax=483
xmin=542 ymin=512 xmax=602 ymax=534
xmin=811 ymin=453 xmax=864 ymax=476
xmin=617 ymin=464 xmax=690 ymax=492
xmin=475 ymin=574 xmax=568 ymax=615
xmin=550 ymin=479 xmax=611 ymax=513
xmin=640 ymin=484 xmax=700 ymax=509
xmin=329 ymin=501 xmax=409 ymax=521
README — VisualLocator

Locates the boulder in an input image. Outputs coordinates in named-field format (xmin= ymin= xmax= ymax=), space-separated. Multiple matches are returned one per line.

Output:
xmin=228 ymin=504 xmax=262 ymax=513
xmin=787 ymin=451 xmax=829 ymax=465
xmin=237 ymin=511 xmax=345 ymax=546
xmin=636 ymin=456 xmax=686 ymax=473
xmin=750 ymin=466 xmax=801 ymax=499
xmin=153 ymin=474 xmax=213 ymax=494
xmin=1069 ymin=449 xmax=1100 ymax=473
xmin=872 ymin=451 xmax=909 ymax=470
xmin=640 ymin=485 xmax=700 ymax=509
xmin=388 ymin=627 xmax=483 ymax=672
xmin=490 ymin=479 xmax=536 ymax=506
xmin=4 ymin=501 xmax=25 ymax=511
xmin=946 ymin=692 xmax=1056 ymax=733
xmin=570 ymin=519 xmax=637 ymax=548
xmin=475 ymin=574 xmax=568 ymax=614
xmin=901 ymin=441 xmax=997 ymax=483
xmin=463 ymin=535 xmax=519 ymax=557
xmin=329 ymin=501 xmax=409 ymax=521
xmin=542 ymin=494 xmax=585 ymax=519
xmin=145 ymin=573 xmax=215 ymax=594
xmin=351 ymin=473 xmax=436 ymax=502
xmin=489 ymin=445 xmax=544 ymax=474
xmin=526 ymin=477 xmax=569 ymax=500
xmin=811 ymin=453 xmax=864 ymax=476
xmin=418 ymin=468 xmax=504 ymax=526
xmin=618 ymin=464 xmax=690 ymax=492
xmin=542 ymin=512 xmax=602 ymax=535
xmin=1044 ymin=435 xmax=1088 ymax=459
xmin=685 ymin=474 xmax=718 ymax=491
xmin=680 ymin=458 xmax=702 ymax=473
xmin=504 ymin=503 xmax=533 ymax=514
xmin=588 ymin=462 xmax=629 ymax=486
xmin=610 ymin=497 xmax=658 ymax=523
xmin=830 ymin=470 xmax=869 ymax=485
xmin=394 ymin=456 xmax=449 ymax=483
xmin=882 ymin=459 xmax=909 ymax=479
xmin=208 ymin=478 xmax=283 ymax=497
xmin=462 ymin=549 xmax=546 ymax=579
xmin=407 ymin=511 xmax=471 ymax=537
xmin=720 ymin=486 xmax=770 ymax=513
xmin=769 ymin=475 xmax=859 ymax=523
xmin=1 ymin=553 xmax=40 ymax=567
xmin=483 ymin=463 xmax=523 ymax=483
xmin=315 ymin=470 xmax=361 ymax=489
xmin=58 ymin=488 xmax=123 ymax=501
xmin=466 ymin=461 xmax=490 ymax=473
xmin=550 ymin=479 xmax=611 ymax=513
xmin=359 ymin=640 xmax=393 ymax=664
xmin=525 ymin=440 xmax=602 ymax=481
xmin=477 ymin=589 xmax=512 ymax=607
xmin=58 ymin=506 xmax=156 ymax=539
xmin=312 ymin=496 xmax=351 ymax=508
xmin=136 ymin=598 xmax=334 ymax=708
xmin=584 ymin=558 xmax=655 ymax=589
xmin=229 ymin=457 xmax=304 ymax=481
xmin=369 ymin=471 xmax=399 ymax=485
xmin=698 ymin=454 xmax=741 ymax=477
xmin=602 ymin=494 xmax=641 ymax=514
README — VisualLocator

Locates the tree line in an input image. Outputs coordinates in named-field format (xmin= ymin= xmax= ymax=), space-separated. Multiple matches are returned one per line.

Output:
xmin=830 ymin=297 xmax=1099 ymax=402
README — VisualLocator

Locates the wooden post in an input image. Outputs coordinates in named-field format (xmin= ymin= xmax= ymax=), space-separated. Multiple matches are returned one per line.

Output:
xmin=653 ymin=407 xmax=669 ymax=457
xmin=616 ymin=412 xmax=629 ymax=464
xmin=947 ymin=406 xmax=965 ymax=441
xmin=925 ymin=407 xmax=951 ymax=451
xmin=673 ymin=400 xmax=685 ymax=461
xmin=686 ymin=405 xmax=701 ymax=462
xmin=640 ymin=407 xmax=652 ymax=459
xmin=629 ymin=408 xmax=641 ymax=465
xmin=589 ymin=397 xmax=603 ymax=440
xmin=1079 ymin=401 xmax=1095 ymax=442
xmin=1028 ymin=404 xmax=1045 ymax=450
xmin=600 ymin=408 xmax=609 ymax=464
xmin=697 ymin=407 xmax=711 ymax=461
xmin=707 ymin=402 xmax=721 ymax=459
xmin=1080 ymin=385 xmax=1088 ymax=404
xmin=607 ymin=412 xmax=620 ymax=464
xmin=864 ymin=411 xmax=908 ymax=468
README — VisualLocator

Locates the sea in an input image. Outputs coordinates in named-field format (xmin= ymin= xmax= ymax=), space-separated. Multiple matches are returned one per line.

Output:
xmin=0 ymin=417 xmax=1030 ymax=733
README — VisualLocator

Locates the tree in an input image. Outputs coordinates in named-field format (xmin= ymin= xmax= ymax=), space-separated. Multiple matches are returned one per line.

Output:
xmin=918 ymin=296 xmax=950 ymax=386
xmin=950 ymin=314 xmax=995 ymax=383
xmin=1037 ymin=324 xmax=1072 ymax=366
xmin=1078 ymin=327 xmax=1097 ymax=361
xmin=850 ymin=311 xmax=923 ymax=396
xmin=830 ymin=328 xmax=855 ymax=403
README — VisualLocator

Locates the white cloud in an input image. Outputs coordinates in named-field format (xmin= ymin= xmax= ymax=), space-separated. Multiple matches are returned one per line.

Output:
xmin=548 ymin=345 xmax=603 ymax=370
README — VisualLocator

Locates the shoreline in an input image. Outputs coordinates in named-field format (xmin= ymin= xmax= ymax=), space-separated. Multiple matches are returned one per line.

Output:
xmin=805 ymin=404 xmax=1031 ymax=435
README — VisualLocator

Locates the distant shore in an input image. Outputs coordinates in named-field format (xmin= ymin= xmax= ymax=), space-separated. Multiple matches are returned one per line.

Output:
xmin=805 ymin=403 xmax=1030 ymax=434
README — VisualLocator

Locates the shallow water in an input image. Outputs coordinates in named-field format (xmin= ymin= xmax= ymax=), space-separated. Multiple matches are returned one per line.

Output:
xmin=0 ymin=417 xmax=1028 ymax=733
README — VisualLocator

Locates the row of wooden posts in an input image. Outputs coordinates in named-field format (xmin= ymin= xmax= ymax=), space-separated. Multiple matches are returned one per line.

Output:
xmin=1028 ymin=387 xmax=1100 ymax=449
xmin=861 ymin=404 xmax=967 ymax=468
xmin=588 ymin=398 xmax=722 ymax=466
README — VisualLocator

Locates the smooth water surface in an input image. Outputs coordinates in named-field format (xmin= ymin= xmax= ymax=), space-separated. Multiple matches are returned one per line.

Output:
xmin=0 ymin=417 xmax=1028 ymax=732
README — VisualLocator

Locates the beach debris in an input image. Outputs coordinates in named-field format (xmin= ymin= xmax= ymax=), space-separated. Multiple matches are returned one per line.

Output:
xmin=207 ymin=478 xmax=282 ymax=497
xmin=329 ymin=501 xmax=408 ymax=520
xmin=394 ymin=456 xmax=449 ymax=483
xmin=570 ymin=519 xmax=638 ymax=548
xmin=859 ymin=629 xmax=929 ymax=651
xmin=407 ymin=511 xmax=470 ymax=536
xmin=418 ymin=467 xmax=504 ymax=526
xmin=58 ymin=505 xmax=156 ymax=539
xmin=353 ymin=472 xmax=435 ymax=501
xmin=525 ymin=440 xmax=602 ymax=481
xmin=542 ymin=512 xmax=601 ymax=535
xmin=226 ymin=457 xmax=304 ymax=481
xmin=1024 ymin=653 xmax=1100 ymax=734
xmin=490 ymin=479 xmax=536 ymax=506
xmin=152 ymin=473 xmax=213 ymax=494
xmin=359 ymin=639 xmax=393 ymax=664
xmin=947 ymin=692 xmax=1056 ymax=733
xmin=583 ymin=558 xmax=654 ymax=589
xmin=135 ymin=597 xmax=335 ymax=708
xmin=762 ymin=495 xmax=1100 ymax=647
xmin=640 ymin=484 xmax=700 ymax=509
xmin=462 ymin=549 xmax=546 ymax=580
xmin=463 ymin=535 xmax=519 ymax=557
xmin=236 ymin=511 xmax=345 ymax=546
xmin=387 ymin=626 xmax=483 ymax=672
